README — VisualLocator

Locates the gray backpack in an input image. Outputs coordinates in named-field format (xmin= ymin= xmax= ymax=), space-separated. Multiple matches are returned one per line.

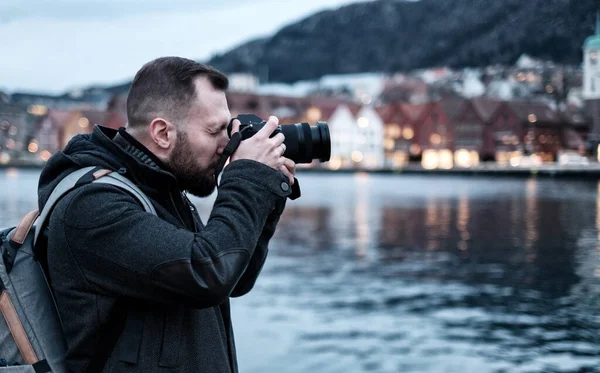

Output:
xmin=0 ymin=166 xmax=155 ymax=372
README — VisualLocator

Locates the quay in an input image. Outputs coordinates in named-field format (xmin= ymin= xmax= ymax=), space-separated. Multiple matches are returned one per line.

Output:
xmin=3 ymin=161 xmax=600 ymax=179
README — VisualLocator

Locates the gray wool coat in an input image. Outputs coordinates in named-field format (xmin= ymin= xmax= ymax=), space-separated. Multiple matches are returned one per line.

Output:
xmin=37 ymin=125 xmax=291 ymax=373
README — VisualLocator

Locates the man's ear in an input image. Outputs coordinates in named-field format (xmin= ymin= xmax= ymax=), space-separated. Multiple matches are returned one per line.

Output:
xmin=149 ymin=118 xmax=177 ymax=150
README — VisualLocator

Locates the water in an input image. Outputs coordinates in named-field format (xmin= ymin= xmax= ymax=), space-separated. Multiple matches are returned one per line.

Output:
xmin=2 ymin=169 xmax=600 ymax=373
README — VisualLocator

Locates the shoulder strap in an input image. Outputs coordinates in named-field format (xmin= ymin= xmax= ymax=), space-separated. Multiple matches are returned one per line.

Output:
xmin=34 ymin=167 xmax=156 ymax=246
xmin=31 ymin=167 xmax=156 ymax=373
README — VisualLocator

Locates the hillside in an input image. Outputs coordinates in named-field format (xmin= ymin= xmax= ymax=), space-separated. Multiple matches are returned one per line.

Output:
xmin=207 ymin=0 xmax=598 ymax=83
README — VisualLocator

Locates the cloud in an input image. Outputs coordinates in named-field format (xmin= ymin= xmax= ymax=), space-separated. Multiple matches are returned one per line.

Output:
xmin=0 ymin=0 xmax=372 ymax=93
xmin=0 ymin=0 xmax=248 ymax=22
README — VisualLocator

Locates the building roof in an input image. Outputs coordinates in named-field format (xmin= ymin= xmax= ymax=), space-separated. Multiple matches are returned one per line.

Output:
xmin=584 ymin=12 xmax=600 ymax=49
xmin=471 ymin=98 xmax=502 ymax=122
xmin=438 ymin=97 xmax=467 ymax=120
xmin=398 ymin=103 xmax=428 ymax=123
xmin=505 ymin=101 xmax=560 ymax=125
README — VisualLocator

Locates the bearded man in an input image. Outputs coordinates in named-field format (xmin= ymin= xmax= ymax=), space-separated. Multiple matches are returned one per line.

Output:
xmin=38 ymin=56 xmax=295 ymax=373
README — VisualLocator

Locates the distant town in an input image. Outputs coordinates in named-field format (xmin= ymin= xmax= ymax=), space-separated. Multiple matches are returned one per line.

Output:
xmin=1 ymin=22 xmax=599 ymax=172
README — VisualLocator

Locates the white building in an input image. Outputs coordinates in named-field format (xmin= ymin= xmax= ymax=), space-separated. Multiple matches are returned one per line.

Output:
xmin=583 ymin=12 xmax=600 ymax=152
xmin=328 ymin=104 xmax=385 ymax=170
xmin=354 ymin=106 xmax=385 ymax=169
xmin=583 ymin=15 xmax=600 ymax=100
xmin=227 ymin=73 xmax=259 ymax=93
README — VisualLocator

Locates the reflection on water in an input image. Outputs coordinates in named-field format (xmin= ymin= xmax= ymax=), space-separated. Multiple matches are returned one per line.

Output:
xmin=2 ymin=170 xmax=600 ymax=372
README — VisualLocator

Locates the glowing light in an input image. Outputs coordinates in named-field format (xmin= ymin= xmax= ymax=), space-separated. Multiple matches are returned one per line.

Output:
xmin=8 ymin=126 xmax=17 ymax=136
xmin=402 ymin=127 xmax=414 ymax=140
xmin=5 ymin=139 xmax=15 ymax=149
xmin=439 ymin=149 xmax=453 ymax=169
xmin=0 ymin=153 xmax=10 ymax=164
xmin=386 ymin=124 xmax=401 ymax=138
xmin=430 ymin=133 xmax=441 ymax=145
xmin=410 ymin=144 xmax=420 ymax=155
xmin=351 ymin=151 xmax=364 ymax=163
xmin=528 ymin=114 xmax=537 ymax=123
xmin=28 ymin=142 xmax=38 ymax=153
xmin=421 ymin=150 xmax=439 ymax=169
xmin=78 ymin=117 xmax=90 ymax=128
xmin=328 ymin=156 xmax=342 ymax=170
xmin=306 ymin=107 xmax=322 ymax=122
xmin=545 ymin=85 xmax=554 ymax=94
xmin=40 ymin=150 xmax=52 ymax=162
xmin=0 ymin=121 xmax=9 ymax=131
xmin=357 ymin=117 xmax=369 ymax=128
xmin=455 ymin=149 xmax=470 ymax=167
xmin=384 ymin=138 xmax=395 ymax=150
xmin=454 ymin=149 xmax=480 ymax=168
xmin=27 ymin=105 xmax=48 ymax=116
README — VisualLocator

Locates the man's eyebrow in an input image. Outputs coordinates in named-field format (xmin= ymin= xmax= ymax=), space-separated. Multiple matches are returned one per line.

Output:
xmin=217 ymin=122 xmax=228 ymax=131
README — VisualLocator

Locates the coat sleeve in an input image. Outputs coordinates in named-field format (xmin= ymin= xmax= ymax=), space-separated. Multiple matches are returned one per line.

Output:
xmin=48 ymin=160 xmax=290 ymax=309
xmin=230 ymin=197 xmax=287 ymax=297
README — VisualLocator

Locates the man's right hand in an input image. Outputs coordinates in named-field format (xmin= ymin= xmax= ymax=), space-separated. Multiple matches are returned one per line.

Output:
xmin=229 ymin=115 xmax=287 ymax=172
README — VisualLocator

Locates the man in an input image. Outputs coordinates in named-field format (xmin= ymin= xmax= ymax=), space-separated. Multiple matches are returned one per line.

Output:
xmin=37 ymin=56 xmax=295 ymax=373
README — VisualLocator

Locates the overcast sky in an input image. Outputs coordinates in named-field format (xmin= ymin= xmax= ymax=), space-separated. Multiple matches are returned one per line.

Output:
xmin=0 ymin=0 xmax=372 ymax=94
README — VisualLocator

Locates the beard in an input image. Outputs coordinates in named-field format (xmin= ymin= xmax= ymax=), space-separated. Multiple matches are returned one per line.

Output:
xmin=165 ymin=129 xmax=216 ymax=197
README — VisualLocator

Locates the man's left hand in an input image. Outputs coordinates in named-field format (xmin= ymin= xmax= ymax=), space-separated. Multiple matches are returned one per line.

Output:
xmin=280 ymin=157 xmax=295 ymax=185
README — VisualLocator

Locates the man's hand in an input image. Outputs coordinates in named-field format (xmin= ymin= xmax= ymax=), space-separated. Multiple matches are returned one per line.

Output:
xmin=230 ymin=116 xmax=296 ymax=185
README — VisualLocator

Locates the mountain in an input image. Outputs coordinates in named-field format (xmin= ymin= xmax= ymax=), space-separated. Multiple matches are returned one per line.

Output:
xmin=207 ymin=0 xmax=598 ymax=83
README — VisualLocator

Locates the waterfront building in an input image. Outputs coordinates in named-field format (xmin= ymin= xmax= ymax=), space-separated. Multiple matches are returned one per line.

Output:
xmin=415 ymin=101 xmax=454 ymax=170
xmin=444 ymin=97 xmax=486 ymax=167
xmin=505 ymin=101 xmax=562 ymax=162
xmin=583 ymin=11 xmax=600 ymax=159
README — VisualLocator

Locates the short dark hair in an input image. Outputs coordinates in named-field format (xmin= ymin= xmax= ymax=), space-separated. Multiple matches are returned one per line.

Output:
xmin=126 ymin=57 xmax=228 ymax=128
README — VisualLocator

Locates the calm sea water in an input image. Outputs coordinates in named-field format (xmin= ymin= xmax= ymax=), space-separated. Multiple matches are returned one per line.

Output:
xmin=2 ymin=169 xmax=600 ymax=373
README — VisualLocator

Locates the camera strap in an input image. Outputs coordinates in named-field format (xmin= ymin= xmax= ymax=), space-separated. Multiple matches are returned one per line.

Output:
xmin=214 ymin=131 xmax=244 ymax=182
xmin=214 ymin=127 xmax=301 ymax=200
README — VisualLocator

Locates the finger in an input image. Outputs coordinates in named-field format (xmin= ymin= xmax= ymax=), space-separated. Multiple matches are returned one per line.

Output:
xmin=276 ymin=143 xmax=286 ymax=156
xmin=256 ymin=116 xmax=279 ymax=139
xmin=279 ymin=164 xmax=294 ymax=185
xmin=282 ymin=157 xmax=296 ymax=175
xmin=230 ymin=119 xmax=241 ymax=135
xmin=270 ymin=132 xmax=285 ymax=147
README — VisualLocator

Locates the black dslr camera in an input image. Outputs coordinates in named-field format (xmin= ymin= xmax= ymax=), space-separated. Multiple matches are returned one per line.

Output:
xmin=227 ymin=114 xmax=331 ymax=164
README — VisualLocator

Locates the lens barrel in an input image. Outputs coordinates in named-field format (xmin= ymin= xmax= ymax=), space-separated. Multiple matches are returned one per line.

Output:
xmin=229 ymin=114 xmax=331 ymax=164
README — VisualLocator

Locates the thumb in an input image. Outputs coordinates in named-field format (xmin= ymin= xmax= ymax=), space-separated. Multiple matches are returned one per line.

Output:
xmin=230 ymin=119 xmax=241 ymax=135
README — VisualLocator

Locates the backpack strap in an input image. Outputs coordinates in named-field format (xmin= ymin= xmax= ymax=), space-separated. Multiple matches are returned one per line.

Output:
xmin=34 ymin=167 xmax=156 ymax=246
xmin=30 ymin=167 xmax=157 ymax=373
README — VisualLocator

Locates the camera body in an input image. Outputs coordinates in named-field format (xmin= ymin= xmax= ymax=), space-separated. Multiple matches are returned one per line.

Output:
xmin=227 ymin=114 xmax=331 ymax=164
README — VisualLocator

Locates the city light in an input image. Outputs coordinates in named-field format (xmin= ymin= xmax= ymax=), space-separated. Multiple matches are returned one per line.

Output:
xmin=384 ymin=138 xmax=395 ymax=150
xmin=328 ymin=156 xmax=342 ymax=170
xmin=78 ymin=117 xmax=90 ymax=128
xmin=422 ymin=150 xmax=439 ymax=169
xmin=528 ymin=114 xmax=537 ymax=123
xmin=8 ymin=126 xmax=18 ymax=136
xmin=40 ymin=150 xmax=52 ymax=162
xmin=351 ymin=151 xmax=364 ymax=163
xmin=28 ymin=142 xmax=38 ymax=153
xmin=402 ymin=127 xmax=414 ymax=140
xmin=0 ymin=153 xmax=10 ymax=164
xmin=27 ymin=105 xmax=48 ymax=116
xmin=306 ymin=107 xmax=322 ymax=122
xmin=430 ymin=133 xmax=441 ymax=145
xmin=357 ymin=117 xmax=369 ymax=128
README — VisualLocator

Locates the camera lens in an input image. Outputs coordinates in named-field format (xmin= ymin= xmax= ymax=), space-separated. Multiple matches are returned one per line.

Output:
xmin=280 ymin=122 xmax=331 ymax=164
